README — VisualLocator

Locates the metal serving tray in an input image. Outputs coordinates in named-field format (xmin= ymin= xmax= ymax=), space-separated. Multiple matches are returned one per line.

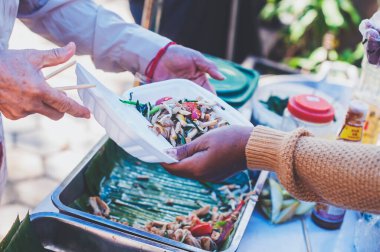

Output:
xmin=51 ymin=136 xmax=268 ymax=252
xmin=31 ymin=212 xmax=182 ymax=252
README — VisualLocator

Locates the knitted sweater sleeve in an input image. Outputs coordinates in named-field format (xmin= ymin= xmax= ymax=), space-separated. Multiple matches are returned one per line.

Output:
xmin=245 ymin=126 xmax=380 ymax=213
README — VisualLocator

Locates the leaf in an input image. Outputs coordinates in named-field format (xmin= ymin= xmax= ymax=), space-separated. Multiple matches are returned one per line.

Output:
xmin=328 ymin=50 xmax=339 ymax=61
xmin=289 ymin=9 xmax=318 ymax=42
xmin=338 ymin=0 xmax=361 ymax=25
xmin=0 ymin=215 xmax=20 ymax=251
xmin=321 ymin=0 xmax=344 ymax=28
xmin=295 ymin=201 xmax=316 ymax=215
xmin=309 ymin=47 xmax=328 ymax=62
xmin=260 ymin=3 xmax=277 ymax=20
xmin=274 ymin=201 xmax=300 ymax=224
xmin=3 ymin=212 xmax=46 ymax=252
xmin=281 ymin=199 xmax=297 ymax=210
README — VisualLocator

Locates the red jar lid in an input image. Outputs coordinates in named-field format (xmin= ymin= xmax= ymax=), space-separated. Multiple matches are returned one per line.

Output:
xmin=287 ymin=94 xmax=335 ymax=124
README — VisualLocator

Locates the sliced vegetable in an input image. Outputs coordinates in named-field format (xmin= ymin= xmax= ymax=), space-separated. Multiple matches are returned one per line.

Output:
xmin=214 ymin=221 xmax=227 ymax=229
xmin=119 ymin=99 xmax=137 ymax=105
xmin=191 ymin=108 xmax=201 ymax=120
xmin=155 ymin=97 xmax=173 ymax=105
xmin=190 ymin=223 xmax=213 ymax=237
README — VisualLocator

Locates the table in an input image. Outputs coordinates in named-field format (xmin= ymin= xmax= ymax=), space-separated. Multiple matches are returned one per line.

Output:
xmin=238 ymin=209 xmax=357 ymax=252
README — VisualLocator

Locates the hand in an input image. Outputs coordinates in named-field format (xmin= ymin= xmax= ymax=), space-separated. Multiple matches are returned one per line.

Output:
xmin=153 ymin=45 xmax=225 ymax=93
xmin=0 ymin=42 xmax=90 ymax=120
xmin=162 ymin=126 xmax=253 ymax=182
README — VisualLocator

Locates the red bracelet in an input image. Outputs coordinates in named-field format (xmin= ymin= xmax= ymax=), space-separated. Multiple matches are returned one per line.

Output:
xmin=145 ymin=41 xmax=176 ymax=82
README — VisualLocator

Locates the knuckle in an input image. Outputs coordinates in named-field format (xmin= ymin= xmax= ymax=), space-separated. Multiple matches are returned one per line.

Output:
xmin=56 ymin=100 xmax=71 ymax=113
xmin=51 ymin=48 xmax=60 ymax=58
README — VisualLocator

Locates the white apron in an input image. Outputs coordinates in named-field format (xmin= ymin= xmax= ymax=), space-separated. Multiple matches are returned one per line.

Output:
xmin=0 ymin=0 xmax=19 ymax=200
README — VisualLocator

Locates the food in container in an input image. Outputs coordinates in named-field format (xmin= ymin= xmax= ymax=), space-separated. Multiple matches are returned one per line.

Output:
xmin=120 ymin=96 xmax=229 ymax=146
xmin=76 ymin=64 xmax=251 ymax=163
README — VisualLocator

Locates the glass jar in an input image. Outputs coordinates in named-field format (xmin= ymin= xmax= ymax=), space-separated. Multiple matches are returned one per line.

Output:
xmin=353 ymin=56 xmax=380 ymax=145
xmin=281 ymin=94 xmax=336 ymax=138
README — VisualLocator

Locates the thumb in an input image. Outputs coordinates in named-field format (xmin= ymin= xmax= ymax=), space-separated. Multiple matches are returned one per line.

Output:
xmin=165 ymin=140 xmax=200 ymax=161
xmin=36 ymin=42 xmax=76 ymax=68
xmin=195 ymin=56 xmax=226 ymax=81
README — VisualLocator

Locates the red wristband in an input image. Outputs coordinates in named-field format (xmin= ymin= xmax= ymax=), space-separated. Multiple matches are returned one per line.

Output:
xmin=145 ymin=41 xmax=176 ymax=82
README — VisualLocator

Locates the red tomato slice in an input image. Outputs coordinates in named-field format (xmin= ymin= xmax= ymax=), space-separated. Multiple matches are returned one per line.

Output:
xmin=155 ymin=97 xmax=173 ymax=105
xmin=191 ymin=108 xmax=201 ymax=120
xmin=190 ymin=223 xmax=213 ymax=237
xmin=183 ymin=102 xmax=196 ymax=111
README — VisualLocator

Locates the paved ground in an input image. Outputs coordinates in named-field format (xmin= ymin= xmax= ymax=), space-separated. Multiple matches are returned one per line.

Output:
xmin=0 ymin=0 xmax=135 ymax=238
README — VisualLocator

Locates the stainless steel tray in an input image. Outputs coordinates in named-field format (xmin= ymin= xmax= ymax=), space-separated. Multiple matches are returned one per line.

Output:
xmin=31 ymin=212 xmax=183 ymax=252
xmin=50 ymin=136 xmax=268 ymax=252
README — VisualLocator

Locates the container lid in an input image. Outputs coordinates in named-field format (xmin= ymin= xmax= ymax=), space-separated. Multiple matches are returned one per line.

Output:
xmin=347 ymin=100 xmax=369 ymax=122
xmin=287 ymin=94 xmax=335 ymax=123
xmin=206 ymin=55 xmax=249 ymax=94
xmin=205 ymin=55 xmax=259 ymax=108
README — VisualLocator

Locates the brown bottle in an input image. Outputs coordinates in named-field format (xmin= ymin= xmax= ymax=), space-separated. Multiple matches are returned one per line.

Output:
xmin=311 ymin=100 xmax=368 ymax=229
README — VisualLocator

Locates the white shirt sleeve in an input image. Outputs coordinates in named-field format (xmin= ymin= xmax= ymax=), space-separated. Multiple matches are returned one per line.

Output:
xmin=18 ymin=0 xmax=171 ymax=73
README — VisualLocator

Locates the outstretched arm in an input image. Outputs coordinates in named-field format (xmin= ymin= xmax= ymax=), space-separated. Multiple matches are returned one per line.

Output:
xmin=18 ymin=0 xmax=224 ymax=91
xmin=18 ymin=0 xmax=170 ymax=73
xmin=246 ymin=126 xmax=380 ymax=213
xmin=163 ymin=126 xmax=380 ymax=213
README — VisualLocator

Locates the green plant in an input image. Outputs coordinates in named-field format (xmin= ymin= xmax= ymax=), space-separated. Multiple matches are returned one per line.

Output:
xmin=260 ymin=0 xmax=363 ymax=70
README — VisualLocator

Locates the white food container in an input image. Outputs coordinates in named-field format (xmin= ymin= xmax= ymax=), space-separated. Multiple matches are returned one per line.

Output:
xmin=76 ymin=64 xmax=252 ymax=163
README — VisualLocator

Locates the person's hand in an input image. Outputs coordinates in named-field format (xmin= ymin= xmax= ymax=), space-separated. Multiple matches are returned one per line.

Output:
xmin=0 ymin=42 xmax=90 ymax=120
xmin=153 ymin=45 xmax=225 ymax=93
xmin=162 ymin=126 xmax=253 ymax=182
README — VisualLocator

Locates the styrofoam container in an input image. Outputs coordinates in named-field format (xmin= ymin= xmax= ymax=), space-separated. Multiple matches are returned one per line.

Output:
xmin=76 ymin=64 xmax=252 ymax=163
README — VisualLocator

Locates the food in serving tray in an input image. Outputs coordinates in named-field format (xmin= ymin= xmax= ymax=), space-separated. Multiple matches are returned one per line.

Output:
xmin=120 ymin=96 xmax=229 ymax=146
xmin=80 ymin=158 xmax=256 ymax=251
xmin=89 ymin=187 xmax=254 ymax=251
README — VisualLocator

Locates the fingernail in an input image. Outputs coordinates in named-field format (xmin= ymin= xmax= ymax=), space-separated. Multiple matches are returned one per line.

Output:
xmin=165 ymin=148 xmax=178 ymax=159
xmin=220 ymin=73 xmax=227 ymax=80
xmin=65 ymin=42 xmax=75 ymax=53
xmin=84 ymin=110 xmax=91 ymax=119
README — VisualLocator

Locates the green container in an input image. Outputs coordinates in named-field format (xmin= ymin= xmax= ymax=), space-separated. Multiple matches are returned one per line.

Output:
xmin=206 ymin=55 xmax=260 ymax=108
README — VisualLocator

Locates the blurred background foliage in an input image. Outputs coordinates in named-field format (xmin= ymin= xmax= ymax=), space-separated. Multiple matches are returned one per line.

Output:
xmin=259 ymin=0 xmax=373 ymax=72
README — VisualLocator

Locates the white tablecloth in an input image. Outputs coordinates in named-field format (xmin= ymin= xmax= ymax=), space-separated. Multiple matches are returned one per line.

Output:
xmin=238 ymin=209 xmax=358 ymax=252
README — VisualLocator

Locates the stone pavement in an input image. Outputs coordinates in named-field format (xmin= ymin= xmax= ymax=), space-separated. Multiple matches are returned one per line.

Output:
xmin=0 ymin=0 xmax=135 ymax=238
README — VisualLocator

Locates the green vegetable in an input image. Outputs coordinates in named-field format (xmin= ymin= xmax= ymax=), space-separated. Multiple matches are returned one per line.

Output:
xmin=120 ymin=99 xmax=160 ymax=116
xmin=214 ymin=221 xmax=227 ymax=229
xmin=119 ymin=99 xmax=138 ymax=105
xmin=149 ymin=106 xmax=160 ymax=115
xmin=260 ymin=96 xmax=289 ymax=116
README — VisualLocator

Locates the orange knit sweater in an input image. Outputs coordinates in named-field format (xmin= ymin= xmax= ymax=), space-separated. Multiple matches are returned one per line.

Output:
xmin=245 ymin=126 xmax=380 ymax=213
